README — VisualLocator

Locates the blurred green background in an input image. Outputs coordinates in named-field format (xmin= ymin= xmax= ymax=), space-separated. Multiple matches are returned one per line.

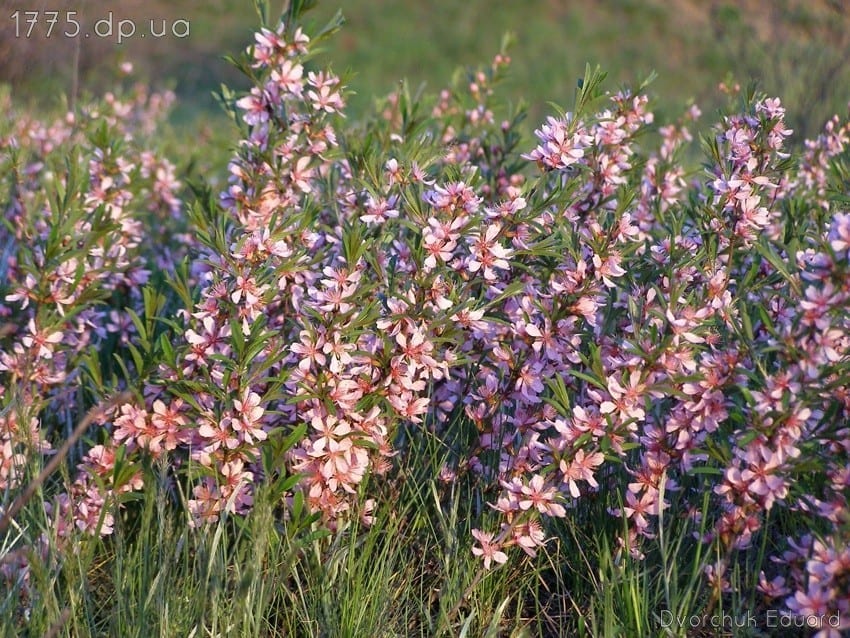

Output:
xmin=2 ymin=0 xmax=849 ymax=140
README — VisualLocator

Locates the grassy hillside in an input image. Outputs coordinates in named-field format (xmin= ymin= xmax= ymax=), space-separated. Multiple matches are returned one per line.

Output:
xmin=2 ymin=0 xmax=849 ymax=137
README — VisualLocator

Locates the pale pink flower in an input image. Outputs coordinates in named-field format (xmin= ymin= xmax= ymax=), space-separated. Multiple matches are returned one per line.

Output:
xmin=21 ymin=318 xmax=63 ymax=360
xmin=233 ymin=390 xmax=267 ymax=444
xmin=113 ymin=404 xmax=148 ymax=448
xmin=236 ymin=88 xmax=268 ymax=126
xmin=387 ymin=390 xmax=430 ymax=423
xmin=513 ymin=520 xmax=547 ymax=557
xmin=291 ymin=330 xmax=327 ymax=372
xmin=523 ymin=114 xmax=592 ymax=172
xmin=560 ymin=449 xmax=605 ymax=498
xmin=622 ymin=489 xmax=660 ymax=533
xmin=471 ymin=529 xmax=508 ymax=569
xmin=519 ymin=474 xmax=566 ymax=517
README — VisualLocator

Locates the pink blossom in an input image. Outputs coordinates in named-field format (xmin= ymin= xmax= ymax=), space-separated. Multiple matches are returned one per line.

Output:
xmin=560 ymin=449 xmax=605 ymax=498
xmin=471 ymin=529 xmax=508 ymax=569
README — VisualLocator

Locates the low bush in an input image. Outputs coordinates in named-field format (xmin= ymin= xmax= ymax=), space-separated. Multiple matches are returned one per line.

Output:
xmin=2 ymin=1 xmax=849 ymax=635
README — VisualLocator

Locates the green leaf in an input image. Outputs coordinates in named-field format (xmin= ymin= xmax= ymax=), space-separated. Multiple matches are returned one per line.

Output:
xmin=126 ymin=308 xmax=149 ymax=351
xmin=254 ymin=0 xmax=270 ymax=27
xmin=125 ymin=342 xmax=145 ymax=376
xmin=566 ymin=368 xmax=607 ymax=392
xmin=686 ymin=466 xmax=724 ymax=476
xmin=739 ymin=302 xmax=754 ymax=341
xmin=278 ymin=422 xmax=308 ymax=460
xmin=737 ymin=429 xmax=759 ymax=448
xmin=754 ymin=238 xmax=800 ymax=296
xmin=269 ymin=472 xmax=303 ymax=502
xmin=545 ymin=374 xmax=572 ymax=416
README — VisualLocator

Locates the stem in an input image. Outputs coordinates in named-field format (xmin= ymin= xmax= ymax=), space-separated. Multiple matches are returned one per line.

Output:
xmin=441 ymin=567 xmax=487 ymax=631
xmin=43 ymin=608 xmax=71 ymax=638
xmin=70 ymin=34 xmax=81 ymax=113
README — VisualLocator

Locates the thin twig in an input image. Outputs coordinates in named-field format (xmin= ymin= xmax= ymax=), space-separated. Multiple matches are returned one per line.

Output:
xmin=442 ymin=568 xmax=486 ymax=630
xmin=70 ymin=32 xmax=81 ymax=113
xmin=43 ymin=607 xmax=71 ymax=638
xmin=0 ymin=391 xmax=133 ymax=534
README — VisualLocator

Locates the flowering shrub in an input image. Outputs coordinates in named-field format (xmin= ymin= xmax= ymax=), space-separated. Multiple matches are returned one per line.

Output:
xmin=2 ymin=2 xmax=849 ymax=633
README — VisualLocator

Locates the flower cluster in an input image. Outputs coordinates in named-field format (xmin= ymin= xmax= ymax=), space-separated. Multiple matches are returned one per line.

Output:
xmin=0 ymin=75 xmax=185 ymax=602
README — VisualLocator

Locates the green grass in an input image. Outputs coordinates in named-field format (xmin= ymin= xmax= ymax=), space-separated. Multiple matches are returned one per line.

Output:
xmin=4 ymin=422 xmax=779 ymax=637
xmin=2 ymin=417 xmax=544 ymax=637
